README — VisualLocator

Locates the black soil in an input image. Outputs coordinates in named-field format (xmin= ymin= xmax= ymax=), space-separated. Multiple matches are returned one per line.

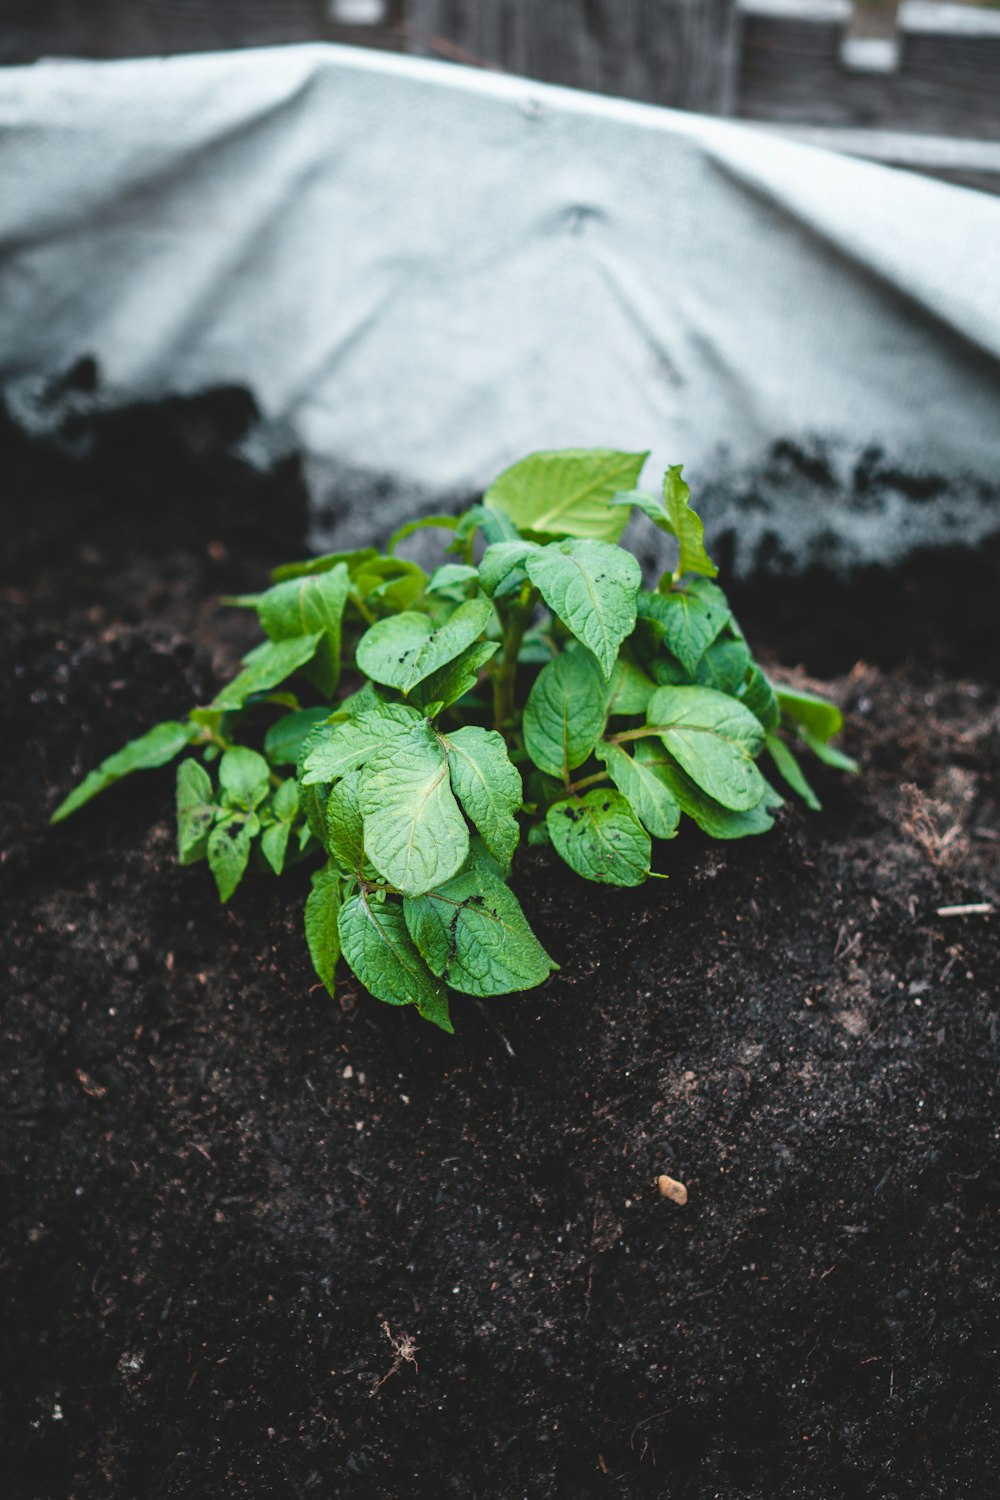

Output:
xmin=2 ymin=395 xmax=998 ymax=1500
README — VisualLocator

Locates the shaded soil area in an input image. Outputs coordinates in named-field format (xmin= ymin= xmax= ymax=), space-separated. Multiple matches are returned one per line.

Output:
xmin=2 ymin=395 xmax=999 ymax=1499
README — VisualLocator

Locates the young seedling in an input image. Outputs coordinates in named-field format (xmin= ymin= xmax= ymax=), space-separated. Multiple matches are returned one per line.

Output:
xmin=51 ymin=449 xmax=857 ymax=1032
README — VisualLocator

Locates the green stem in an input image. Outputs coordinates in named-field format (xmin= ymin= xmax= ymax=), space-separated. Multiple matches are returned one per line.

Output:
xmin=565 ymin=770 xmax=610 ymax=796
xmin=491 ymin=587 xmax=538 ymax=737
xmin=349 ymin=588 xmax=377 ymax=626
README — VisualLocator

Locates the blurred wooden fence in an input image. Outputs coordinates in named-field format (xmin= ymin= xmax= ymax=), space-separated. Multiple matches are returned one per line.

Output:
xmin=3 ymin=0 xmax=999 ymax=189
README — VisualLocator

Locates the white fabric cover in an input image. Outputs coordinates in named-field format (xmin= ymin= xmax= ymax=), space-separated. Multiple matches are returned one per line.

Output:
xmin=1 ymin=44 xmax=998 ymax=568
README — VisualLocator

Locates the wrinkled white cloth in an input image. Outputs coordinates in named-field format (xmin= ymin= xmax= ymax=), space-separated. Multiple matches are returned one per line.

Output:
xmin=1 ymin=44 xmax=998 ymax=568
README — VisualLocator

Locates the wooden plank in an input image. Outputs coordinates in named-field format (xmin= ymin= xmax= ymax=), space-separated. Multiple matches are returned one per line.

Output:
xmin=0 ymin=0 xmax=403 ymax=64
xmin=737 ymin=0 xmax=1000 ymax=142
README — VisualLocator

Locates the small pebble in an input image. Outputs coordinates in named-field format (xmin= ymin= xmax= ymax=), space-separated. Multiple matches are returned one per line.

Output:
xmin=657 ymin=1174 xmax=688 ymax=1206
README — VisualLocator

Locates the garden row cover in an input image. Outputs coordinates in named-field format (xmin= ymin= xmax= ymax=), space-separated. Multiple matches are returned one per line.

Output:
xmin=0 ymin=43 xmax=998 ymax=570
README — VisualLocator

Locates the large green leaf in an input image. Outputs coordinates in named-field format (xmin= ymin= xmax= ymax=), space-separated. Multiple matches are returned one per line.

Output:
xmin=338 ymin=890 xmax=448 ymax=1023
xmin=50 ymin=720 xmax=194 ymax=823
xmin=547 ymin=789 xmax=651 ymax=886
xmin=301 ymin=701 xmax=420 ymax=785
xmin=526 ymin=539 xmax=641 ymax=679
xmin=776 ymin=686 xmax=844 ymax=742
xmin=485 ymin=449 xmax=648 ymax=542
xmin=257 ymin=564 xmax=350 ymax=697
xmin=355 ymin=595 xmax=492 ymax=695
xmin=304 ymin=862 xmax=343 ymax=995
xmin=594 ymin=742 xmax=680 ymax=841
xmin=175 ymin=758 xmax=216 ymax=865
xmin=218 ymin=746 xmax=270 ymax=812
xmin=404 ymin=862 xmax=555 ymax=997
xmin=443 ymin=726 xmax=522 ymax=870
xmin=645 ymin=686 xmax=767 ymax=812
xmin=359 ymin=723 xmax=469 ymax=896
xmin=637 ymin=579 xmax=730 ymax=676
xmin=213 ymin=633 xmax=323 ymax=711
xmin=522 ymin=647 xmax=607 ymax=780
xmin=642 ymin=746 xmax=781 ymax=839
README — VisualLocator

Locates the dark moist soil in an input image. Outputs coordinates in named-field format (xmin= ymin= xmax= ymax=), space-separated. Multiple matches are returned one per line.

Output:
xmin=2 ymin=394 xmax=999 ymax=1500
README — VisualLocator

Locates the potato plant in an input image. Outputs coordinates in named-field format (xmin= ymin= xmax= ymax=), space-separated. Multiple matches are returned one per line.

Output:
xmin=52 ymin=449 xmax=856 ymax=1032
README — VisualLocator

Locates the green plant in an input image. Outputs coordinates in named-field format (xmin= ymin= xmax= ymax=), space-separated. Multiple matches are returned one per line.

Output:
xmin=51 ymin=449 xmax=857 ymax=1032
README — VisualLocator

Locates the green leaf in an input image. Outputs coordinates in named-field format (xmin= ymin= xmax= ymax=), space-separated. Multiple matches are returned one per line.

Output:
xmin=796 ymin=727 xmax=859 ymax=773
xmin=50 ymin=720 xmax=194 ymax=823
xmin=403 ymin=862 xmax=555 ymax=997
xmin=386 ymin=513 xmax=460 ymax=555
xmin=645 ymin=686 xmax=767 ymax=811
xmin=776 ymin=687 xmax=844 ymax=742
xmin=273 ymin=778 xmax=299 ymax=821
xmin=450 ymin=504 xmax=520 ymax=552
xmin=261 ymin=821 xmax=291 ymax=876
xmin=647 ymin=652 xmax=691 ymax=687
xmin=264 ymin=706 xmax=331 ymax=767
xmin=207 ymin=815 xmax=255 ymax=902
xmin=443 ymin=726 xmax=523 ymax=871
xmin=766 ymin=733 xmax=822 ymax=811
xmin=695 ymin=638 xmax=752 ymax=696
xmin=594 ymin=742 xmax=680 ymax=840
xmin=641 ymin=746 xmax=781 ymax=839
xmin=304 ymin=862 xmax=343 ymax=994
xmin=605 ymin=657 xmax=656 ymax=717
xmin=518 ymin=628 xmax=556 ymax=666
xmin=412 ymin=641 xmax=498 ymax=714
xmin=257 ymin=564 xmax=350 ymax=697
xmin=357 ymin=558 xmax=429 ymax=612
xmin=526 ymin=539 xmax=641 ymax=679
xmin=666 ymin=465 xmax=717 ymax=575
xmin=638 ymin=579 xmax=730 ymax=675
xmin=325 ymin=770 xmax=368 ymax=875
xmin=262 ymin=776 xmax=300 ymax=869
xmin=301 ymin=702 xmax=421 ymax=785
xmin=271 ymin=547 xmax=379 ymax=583
xmin=741 ymin=665 xmax=780 ymax=732
xmin=414 ymin=987 xmax=454 ymax=1034
xmin=300 ymin=781 xmax=333 ymax=850
xmin=426 ymin=563 xmax=479 ymax=597
xmin=522 ymin=647 xmax=607 ymax=779
xmin=485 ymin=449 xmax=649 ymax=542
xmin=359 ymin=723 xmax=469 ymax=896
xmin=478 ymin=541 xmax=541 ymax=598
xmin=547 ymin=790 xmax=651 ymax=887
xmin=213 ymin=633 xmax=322 ymax=711
xmin=355 ymin=595 xmax=492 ymax=695
xmin=338 ymin=889 xmax=446 ymax=1017
xmin=176 ymin=758 xmax=216 ymax=865
xmin=218 ymin=746 xmax=271 ymax=812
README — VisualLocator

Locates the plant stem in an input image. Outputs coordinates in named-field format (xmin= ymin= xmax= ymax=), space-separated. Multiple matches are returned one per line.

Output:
xmin=349 ymin=589 xmax=377 ymax=626
xmin=565 ymin=770 xmax=610 ymax=795
xmin=491 ymin=588 xmax=537 ymax=737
